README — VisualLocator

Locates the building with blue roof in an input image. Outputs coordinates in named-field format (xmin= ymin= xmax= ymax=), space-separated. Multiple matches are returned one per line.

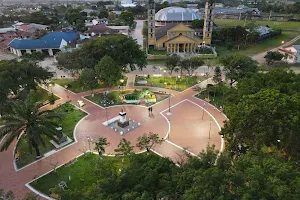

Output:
xmin=8 ymin=31 xmax=79 ymax=56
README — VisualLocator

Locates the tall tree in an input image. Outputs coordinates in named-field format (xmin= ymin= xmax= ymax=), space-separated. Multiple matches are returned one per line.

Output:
xmin=0 ymin=98 xmax=61 ymax=158
xmin=136 ymin=132 xmax=164 ymax=152
xmin=120 ymin=11 xmax=134 ymax=27
xmin=79 ymin=68 xmax=98 ymax=95
xmin=218 ymin=53 xmax=257 ymax=87
xmin=212 ymin=66 xmax=222 ymax=84
xmin=165 ymin=54 xmax=180 ymax=74
xmin=57 ymin=35 xmax=146 ymax=71
xmin=114 ymin=138 xmax=134 ymax=162
xmin=264 ymin=51 xmax=284 ymax=65
xmin=191 ymin=19 xmax=204 ymax=29
xmin=114 ymin=138 xmax=134 ymax=156
xmin=94 ymin=137 xmax=110 ymax=157
xmin=221 ymin=89 xmax=300 ymax=158
xmin=95 ymin=56 xmax=122 ymax=86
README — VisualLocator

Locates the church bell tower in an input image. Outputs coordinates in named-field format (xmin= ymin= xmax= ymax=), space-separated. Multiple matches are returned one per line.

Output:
xmin=203 ymin=0 xmax=215 ymax=46
xmin=148 ymin=0 xmax=156 ymax=49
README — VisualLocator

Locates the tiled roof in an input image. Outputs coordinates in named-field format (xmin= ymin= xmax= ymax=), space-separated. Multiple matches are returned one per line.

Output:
xmin=155 ymin=23 xmax=178 ymax=40
xmin=293 ymin=45 xmax=300 ymax=52
xmin=85 ymin=24 xmax=118 ymax=34
xmin=8 ymin=31 xmax=78 ymax=50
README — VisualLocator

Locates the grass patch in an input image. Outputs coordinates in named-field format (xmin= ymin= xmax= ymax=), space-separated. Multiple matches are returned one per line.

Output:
xmin=135 ymin=75 xmax=206 ymax=91
xmin=216 ymin=31 xmax=300 ymax=56
xmin=214 ymin=19 xmax=300 ymax=31
xmin=15 ymin=103 xmax=86 ymax=169
xmin=30 ymin=154 xmax=129 ymax=196
xmin=148 ymin=49 xmax=167 ymax=55
xmin=52 ymin=78 xmax=128 ymax=93
xmin=30 ymin=87 xmax=59 ymax=103
xmin=195 ymin=85 xmax=232 ymax=110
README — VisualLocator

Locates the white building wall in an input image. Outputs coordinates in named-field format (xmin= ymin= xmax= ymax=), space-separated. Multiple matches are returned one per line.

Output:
xmin=48 ymin=49 xmax=53 ymax=56
xmin=26 ymin=49 xmax=32 ymax=54
xmin=16 ymin=50 xmax=22 ymax=56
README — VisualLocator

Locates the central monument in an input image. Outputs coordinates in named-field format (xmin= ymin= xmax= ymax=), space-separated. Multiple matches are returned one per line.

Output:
xmin=118 ymin=109 xmax=130 ymax=128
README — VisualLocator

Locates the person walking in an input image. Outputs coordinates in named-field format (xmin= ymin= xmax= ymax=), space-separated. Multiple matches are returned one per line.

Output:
xmin=148 ymin=107 xmax=151 ymax=114
xmin=150 ymin=106 xmax=153 ymax=113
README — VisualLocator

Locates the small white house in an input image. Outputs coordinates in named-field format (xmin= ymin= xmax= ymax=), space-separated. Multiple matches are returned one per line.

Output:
xmin=279 ymin=45 xmax=300 ymax=64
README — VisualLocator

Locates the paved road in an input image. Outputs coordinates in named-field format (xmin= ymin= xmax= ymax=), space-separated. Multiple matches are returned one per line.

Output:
xmin=252 ymin=35 xmax=300 ymax=64
xmin=131 ymin=20 xmax=144 ymax=49
xmin=0 ymin=75 xmax=225 ymax=199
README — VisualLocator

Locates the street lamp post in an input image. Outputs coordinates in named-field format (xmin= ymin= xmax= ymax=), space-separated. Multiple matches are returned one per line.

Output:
xmin=168 ymin=94 xmax=171 ymax=113
xmin=104 ymin=91 xmax=109 ymax=123
xmin=120 ymin=79 xmax=124 ymax=91
xmin=209 ymin=119 xmax=212 ymax=139
xmin=87 ymin=136 xmax=91 ymax=153
xmin=202 ymin=103 xmax=206 ymax=120
xmin=48 ymin=83 xmax=53 ymax=93
xmin=64 ymin=85 xmax=69 ymax=101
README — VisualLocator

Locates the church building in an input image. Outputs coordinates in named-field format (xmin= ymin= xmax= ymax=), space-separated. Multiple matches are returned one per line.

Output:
xmin=148 ymin=0 xmax=215 ymax=54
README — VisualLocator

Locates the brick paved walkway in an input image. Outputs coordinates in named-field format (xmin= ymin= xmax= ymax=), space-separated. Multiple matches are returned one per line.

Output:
xmin=0 ymin=76 xmax=226 ymax=199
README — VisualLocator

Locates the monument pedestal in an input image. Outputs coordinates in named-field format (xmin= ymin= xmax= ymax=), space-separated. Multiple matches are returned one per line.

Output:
xmin=118 ymin=111 xmax=129 ymax=128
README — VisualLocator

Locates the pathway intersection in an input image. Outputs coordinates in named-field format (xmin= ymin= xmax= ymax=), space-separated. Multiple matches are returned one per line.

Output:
xmin=0 ymin=76 xmax=226 ymax=199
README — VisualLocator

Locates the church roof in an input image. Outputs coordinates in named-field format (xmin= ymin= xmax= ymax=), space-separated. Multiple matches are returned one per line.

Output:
xmin=155 ymin=23 xmax=178 ymax=40
xmin=155 ymin=6 xmax=201 ymax=22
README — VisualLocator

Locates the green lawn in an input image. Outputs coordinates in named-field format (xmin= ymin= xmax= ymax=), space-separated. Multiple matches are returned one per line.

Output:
xmin=15 ymin=103 xmax=86 ymax=169
xmin=30 ymin=87 xmax=59 ymax=104
xmin=30 ymin=154 xmax=129 ymax=196
xmin=195 ymin=85 xmax=232 ymax=110
xmin=135 ymin=76 xmax=206 ymax=91
xmin=292 ymin=38 xmax=300 ymax=45
xmin=216 ymin=31 xmax=300 ymax=56
xmin=148 ymin=49 xmax=167 ymax=55
xmin=214 ymin=19 xmax=300 ymax=31
xmin=52 ymin=77 xmax=128 ymax=93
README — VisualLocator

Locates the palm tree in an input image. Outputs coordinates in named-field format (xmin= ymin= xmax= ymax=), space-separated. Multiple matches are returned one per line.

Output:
xmin=0 ymin=98 xmax=62 ymax=159
xmin=94 ymin=137 xmax=110 ymax=158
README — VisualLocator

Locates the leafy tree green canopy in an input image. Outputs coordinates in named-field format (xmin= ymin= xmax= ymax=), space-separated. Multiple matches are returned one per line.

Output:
xmin=222 ymin=89 xmax=300 ymax=158
xmin=95 ymin=56 xmax=122 ymax=86
xmin=56 ymin=35 xmax=146 ymax=72
xmin=218 ymin=53 xmax=258 ymax=86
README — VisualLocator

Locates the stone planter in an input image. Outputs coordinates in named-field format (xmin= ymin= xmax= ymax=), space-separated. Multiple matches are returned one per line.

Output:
xmin=145 ymin=99 xmax=156 ymax=103
xmin=125 ymin=99 xmax=140 ymax=104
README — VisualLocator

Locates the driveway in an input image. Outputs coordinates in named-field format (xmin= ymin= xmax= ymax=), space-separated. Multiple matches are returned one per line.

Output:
xmin=252 ymin=35 xmax=300 ymax=64
xmin=131 ymin=20 xmax=144 ymax=48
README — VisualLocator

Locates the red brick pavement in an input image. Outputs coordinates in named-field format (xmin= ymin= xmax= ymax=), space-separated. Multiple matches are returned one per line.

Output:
xmin=0 ymin=77 xmax=226 ymax=199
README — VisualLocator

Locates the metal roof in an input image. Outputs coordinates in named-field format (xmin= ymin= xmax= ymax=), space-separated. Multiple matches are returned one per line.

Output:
xmin=8 ymin=31 xmax=78 ymax=50
xmin=155 ymin=6 xmax=201 ymax=22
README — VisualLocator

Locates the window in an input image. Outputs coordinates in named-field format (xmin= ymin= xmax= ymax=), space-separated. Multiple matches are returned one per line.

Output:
xmin=150 ymin=34 xmax=153 ymax=38
xmin=179 ymin=33 xmax=182 ymax=36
